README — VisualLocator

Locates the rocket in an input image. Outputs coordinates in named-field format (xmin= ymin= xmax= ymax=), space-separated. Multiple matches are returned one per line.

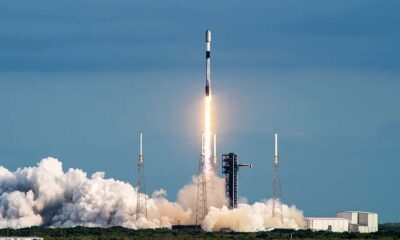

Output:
xmin=205 ymin=29 xmax=211 ymax=96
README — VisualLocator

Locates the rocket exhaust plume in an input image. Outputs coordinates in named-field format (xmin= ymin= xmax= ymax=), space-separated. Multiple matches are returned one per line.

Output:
xmin=203 ymin=96 xmax=212 ymax=172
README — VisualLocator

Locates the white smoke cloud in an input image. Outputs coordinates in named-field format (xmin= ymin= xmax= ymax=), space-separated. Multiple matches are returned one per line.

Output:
xmin=0 ymin=157 xmax=305 ymax=231
xmin=177 ymin=172 xmax=227 ymax=212
xmin=202 ymin=200 xmax=306 ymax=232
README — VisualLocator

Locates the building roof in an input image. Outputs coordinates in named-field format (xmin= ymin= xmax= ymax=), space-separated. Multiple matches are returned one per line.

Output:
xmin=336 ymin=211 xmax=377 ymax=214
xmin=306 ymin=217 xmax=349 ymax=221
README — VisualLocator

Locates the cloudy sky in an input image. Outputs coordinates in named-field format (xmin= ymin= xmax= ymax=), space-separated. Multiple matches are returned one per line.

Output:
xmin=0 ymin=0 xmax=399 ymax=222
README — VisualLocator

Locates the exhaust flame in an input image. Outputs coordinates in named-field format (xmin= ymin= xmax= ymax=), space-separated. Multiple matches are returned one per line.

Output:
xmin=203 ymin=95 xmax=213 ymax=173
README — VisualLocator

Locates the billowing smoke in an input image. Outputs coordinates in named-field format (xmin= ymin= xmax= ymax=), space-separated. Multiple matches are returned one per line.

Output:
xmin=177 ymin=172 xmax=227 ymax=213
xmin=0 ymin=157 xmax=305 ymax=231
xmin=0 ymin=158 xmax=191 ymax=229
xmin=203 ymin=200 xmax=305 ymax=232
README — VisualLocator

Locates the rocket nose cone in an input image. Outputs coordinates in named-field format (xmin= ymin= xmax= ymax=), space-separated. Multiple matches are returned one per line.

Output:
xmin=205 ymin=29 xmax=211 ymax=42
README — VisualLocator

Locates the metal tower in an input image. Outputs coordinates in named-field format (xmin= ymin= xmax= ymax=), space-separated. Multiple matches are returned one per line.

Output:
xmin=196 ymin=133 xmax=208 ymax=224
xmin=272 ymin=133 xmax=283 ymax=223
xmin=222 ymin=153 xmax=252 ymax=209
xmin=136 ymin=132 xmax=147 ymax=221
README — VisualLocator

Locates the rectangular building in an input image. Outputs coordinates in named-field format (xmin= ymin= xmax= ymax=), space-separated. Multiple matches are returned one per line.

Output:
xmin=336 ymin=211 xmax=378 ymax=233
xmin=306 ymin=217 xmax=349 ymax=232
xmin=336 ymin=211 xmax=358 ymax=224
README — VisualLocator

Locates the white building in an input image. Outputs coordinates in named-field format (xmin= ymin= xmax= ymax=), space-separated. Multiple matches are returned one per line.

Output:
xmin=305 ymin=217 xmax=349 ymax=232
xmin=337 ymin=211 xmax=378 ymax=233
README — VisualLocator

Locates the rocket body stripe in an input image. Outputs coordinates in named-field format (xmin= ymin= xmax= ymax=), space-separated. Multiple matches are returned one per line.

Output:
xmin=205 ymin=30 xmax=211 ymax=96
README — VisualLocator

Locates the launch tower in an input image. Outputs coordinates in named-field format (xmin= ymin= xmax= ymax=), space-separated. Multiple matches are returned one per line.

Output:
xmin=272 ymin=133 xmax=283 ymax=223
xmin=136 ymin=132 xmax=147 ymax=221
xmin=196 ymin=133 xmax=208 ymax=224
xmin=222 ymin=153 xmax=252 ymax=209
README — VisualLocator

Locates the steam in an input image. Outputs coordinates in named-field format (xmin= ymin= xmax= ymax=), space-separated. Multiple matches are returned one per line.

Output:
xmin=0 ymin=158 xmax=191 ymax=229
xmin=203 ymin=200 xmax=305 ymax=232
xmin=0 ymin=157 xmax=305 ymax=231
xmin=177 ymin=172 xmax=227 ymax=213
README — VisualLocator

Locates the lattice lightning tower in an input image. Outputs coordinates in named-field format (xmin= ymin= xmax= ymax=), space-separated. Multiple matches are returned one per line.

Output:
xmin=136 ymin=132 xmax=147 ymax=221
xmin=196 ymin=133 xmax=208 ymax=224
xmin=272 ymin=132 xmax=283 ymax=223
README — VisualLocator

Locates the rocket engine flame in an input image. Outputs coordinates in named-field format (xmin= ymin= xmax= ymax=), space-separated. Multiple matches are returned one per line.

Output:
xmin=203 ymin=95 xmax=213 ymax=173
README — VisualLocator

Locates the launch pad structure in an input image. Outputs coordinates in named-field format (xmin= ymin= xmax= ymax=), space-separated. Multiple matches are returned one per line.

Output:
xmin=222 ymin=153 xmax=252 ymax=209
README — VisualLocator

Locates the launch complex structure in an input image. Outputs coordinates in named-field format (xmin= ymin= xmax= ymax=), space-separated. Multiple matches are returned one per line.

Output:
xmin=222 ymin=153 xmax=252 ymax=209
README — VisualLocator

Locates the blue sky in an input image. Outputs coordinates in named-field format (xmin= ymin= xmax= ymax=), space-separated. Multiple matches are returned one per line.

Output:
xmin=0 ymin=1 xmax=399 ymax=222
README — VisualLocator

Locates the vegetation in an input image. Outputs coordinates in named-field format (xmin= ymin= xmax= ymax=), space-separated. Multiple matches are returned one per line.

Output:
xmin=0 ymin=223 xmax=399 ymax=240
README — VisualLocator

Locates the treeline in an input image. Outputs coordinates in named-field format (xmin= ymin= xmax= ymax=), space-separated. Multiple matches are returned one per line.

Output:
xmin=0 ymin=224 xmax=398 ymax=240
